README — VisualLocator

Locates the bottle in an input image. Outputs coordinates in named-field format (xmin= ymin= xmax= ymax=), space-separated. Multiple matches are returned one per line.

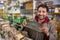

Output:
xmin=55 ymin=7 xmax=59 ymax=13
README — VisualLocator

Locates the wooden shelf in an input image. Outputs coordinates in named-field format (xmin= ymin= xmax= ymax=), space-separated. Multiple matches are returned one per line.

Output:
xmin=48 ymin=12 xmax=60 ymax=15
xmin=53 ymin=4 xmax=60 ymax=7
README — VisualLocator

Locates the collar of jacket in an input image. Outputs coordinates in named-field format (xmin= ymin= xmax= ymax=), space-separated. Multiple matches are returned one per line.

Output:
xmin=35 ymin=16 xmax=50 ymax=24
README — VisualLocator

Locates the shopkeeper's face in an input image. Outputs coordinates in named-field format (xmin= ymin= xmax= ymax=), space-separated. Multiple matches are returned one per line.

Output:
xmin=37 ymin=7 xmax=48 ymax=20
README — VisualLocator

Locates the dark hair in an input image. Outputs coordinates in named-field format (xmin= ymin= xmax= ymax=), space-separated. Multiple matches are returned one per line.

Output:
xmin=37 ymin=4 xmax=48 ymax=12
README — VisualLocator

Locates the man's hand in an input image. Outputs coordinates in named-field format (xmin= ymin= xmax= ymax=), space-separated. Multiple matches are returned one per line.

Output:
xmin=41 ymin=26 xmax=49 ymax=36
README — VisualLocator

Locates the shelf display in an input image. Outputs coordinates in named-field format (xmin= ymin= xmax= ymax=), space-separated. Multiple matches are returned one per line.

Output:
xmin=3 ymin=0 xmax=21 ymax=20
xmin=0 ymin=18 xmax=32 ymax=40
xmin=20 ymin=0 xmax=33 ymax=19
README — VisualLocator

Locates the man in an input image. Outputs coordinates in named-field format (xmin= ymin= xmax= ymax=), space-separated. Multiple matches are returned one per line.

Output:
xmin=35 ymin=4 xmax=57 ymax=40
